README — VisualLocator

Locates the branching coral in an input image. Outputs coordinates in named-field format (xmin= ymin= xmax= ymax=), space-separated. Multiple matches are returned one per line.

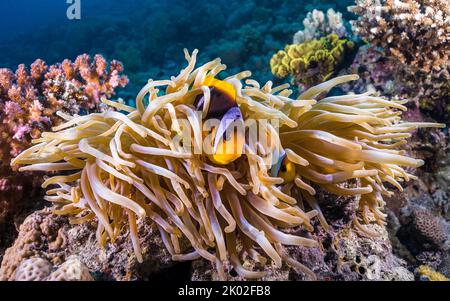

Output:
xmin=0 ymin=55 xmax=128 ymax=249
xmin=349 ymin=0 xmax=450 ymax=118
xmin=293 ymin=9 xmax=349 ymax=44
xmin=0 ymin=54 xmax=128 ymax=168
xmin=13 ymin=50 xmax=444 ymax=280
xmin=271 ymin=34 xmax=355 ymax=89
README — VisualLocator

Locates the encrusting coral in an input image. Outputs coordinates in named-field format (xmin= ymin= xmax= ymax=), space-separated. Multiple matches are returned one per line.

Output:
xmin=270 ymin=34 xmax=355 ymax=89
xmin=12 ymin=49 xmax=444 ymax=280
xmin=349 ymin=0 xmax=450 ymax=118
xmin=293 ymin=8 xmax=349 ymax=44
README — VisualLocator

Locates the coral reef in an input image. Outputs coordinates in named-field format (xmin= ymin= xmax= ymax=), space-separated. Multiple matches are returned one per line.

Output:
xmin=13 ymin=256 xmax=94 ymax=281
xmin=270 ymin=34 xmax=355 ymax=88
xmin=12 ymin=49 xmax=443 ymax=280
xmin=0 ymin=55 xmax=128 ymax=165
xmin=12 ymin=256 xmax=94 ymax=281
xmin=334 ymin=224 xmax=414 ymax=281
xmin=0 ymin=208 xmax=68 ymax=280
xmin=0 ymin=55 xmax=128 ymax=259
xmin=192 ymin=206 xmax=414 ymax=281
xmin=1 ymin=193 xmax=414 ymax=281
xmin=293 ymin=9 xmax=349 ymax=44
xmin=340 ymin=45 xmax=397 ymax=96
xmin=0 ymin=208 xmax=183 ymax=281
xmin=349 ymin=0 xmax=450 ymax=120
xmin=349 ymin=0 xmax=449 ymax=76
xmin=0 ymin=0 xmax=448 ymax=282
xmin=0 ymin=1 xmax=355 ymax=97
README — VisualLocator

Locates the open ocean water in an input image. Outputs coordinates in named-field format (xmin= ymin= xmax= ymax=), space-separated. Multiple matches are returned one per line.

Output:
xmin=0 ymin=0 xmax=354 ymax=100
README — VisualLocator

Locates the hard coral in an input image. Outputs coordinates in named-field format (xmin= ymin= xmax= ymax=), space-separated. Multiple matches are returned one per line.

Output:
xmin=417 ymin=265 xmax=449 ymax=281
xmin=46 ymin=257 xmax=93 ymax=281
xmin=270 ymin=34 xmax=355 ymax=89
xmin=14 ymin=49 xmax=443 ymax=280
xmin=0 ymin=55 xmax=128 ymax=254
xmin=293 ymin=9 xmax=349 ymax=44
xmin=13 ymin=257 xmax=53 ymax=281
xmin=349 ymin=0 xmax=450 ymax=119
xmin=399 ymin=207 xmax=448 ymax=251
xmin=0 ymin=208 xmax=67 ymax=280
xmin=336 ymin=224 xmax=414 ymax=280
xmin=12 ymin=256 xmax=93 ymax=281
xmin=0 ymin=54 xmax=128 ymax=168
xmin=0 ymin=207 xmax=176 ymax=281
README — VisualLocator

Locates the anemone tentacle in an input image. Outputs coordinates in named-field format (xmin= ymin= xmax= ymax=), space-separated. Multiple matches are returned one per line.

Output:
xmin=13 ymin=49 xmax=444 ymax=279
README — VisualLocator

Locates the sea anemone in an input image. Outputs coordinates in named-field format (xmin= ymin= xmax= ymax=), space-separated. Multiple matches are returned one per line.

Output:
xmin=12 ymin=49 xmax=444 ymax=280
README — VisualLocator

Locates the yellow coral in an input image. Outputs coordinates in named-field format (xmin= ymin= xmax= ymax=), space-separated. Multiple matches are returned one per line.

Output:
xmin=270 ymin=34 xmax=354 ymax=87
xmin=417 ymin=265 xmax=448 ymax=281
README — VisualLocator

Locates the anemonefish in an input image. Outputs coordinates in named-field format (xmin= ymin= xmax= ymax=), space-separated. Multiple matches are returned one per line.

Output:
xmin=195 ymin=76 xmax=245 ymax=165
xmin=270 ymin=150 xmax=296 ymax=183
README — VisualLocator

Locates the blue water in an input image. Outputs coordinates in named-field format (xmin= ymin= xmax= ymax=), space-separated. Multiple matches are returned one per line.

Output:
xmin=0 ymin=0 xmax=354 ymax=99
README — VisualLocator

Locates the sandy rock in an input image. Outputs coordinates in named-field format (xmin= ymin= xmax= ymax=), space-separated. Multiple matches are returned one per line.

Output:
xmin=0 ymin=207 xmax=176 ymax=281
xmin=0 ymin=207 xmax=66 ymax=280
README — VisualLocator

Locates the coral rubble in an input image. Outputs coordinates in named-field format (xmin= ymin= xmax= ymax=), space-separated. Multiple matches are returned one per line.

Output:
xmin=293 ymin=8 xmax=349 ymax=44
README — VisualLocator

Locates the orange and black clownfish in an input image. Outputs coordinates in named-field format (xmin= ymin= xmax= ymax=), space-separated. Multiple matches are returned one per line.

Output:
xmin=270 ymin=150 xmax=296 ymax=183
xmin=194 ymin=76 xmax=245 ymax=165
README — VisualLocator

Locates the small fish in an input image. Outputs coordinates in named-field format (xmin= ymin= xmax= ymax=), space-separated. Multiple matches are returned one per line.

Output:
xmin=270 ymin=150 xmax=296 ymax=183
xmin=195 ymin=76 xmax=244 ymax=165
